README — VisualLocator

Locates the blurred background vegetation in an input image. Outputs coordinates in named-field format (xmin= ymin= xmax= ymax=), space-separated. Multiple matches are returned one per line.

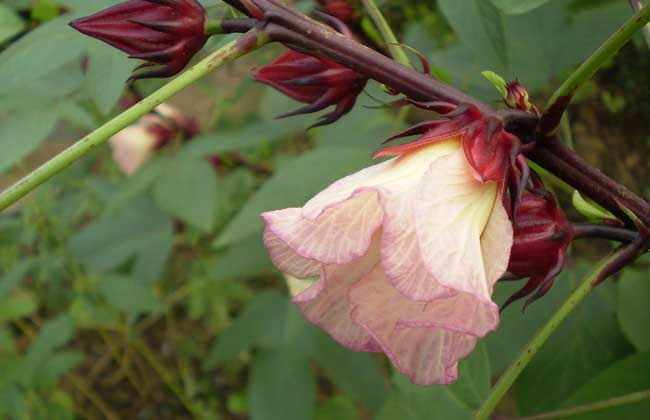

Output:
xmin=0 ymin=0 xmax=649 ymax=419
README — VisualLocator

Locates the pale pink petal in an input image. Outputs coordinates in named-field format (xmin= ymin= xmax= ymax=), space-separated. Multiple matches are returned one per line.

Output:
xmin=109 ymin=125 xmax=158 ymax=176
xmin=414 ymin=149 xmax=499 ymax=302
xmin=293 ymin=233 xmax=381 ymax=352
xmin=263 ymin=222 xmax=321 ymax=279
xmin=262 ymin=191 xmax=383 ymax=266
xmin=302 ymin=139 xmax=461 ymax=219
xmin=349 ymin=265 xmax=497 ymax=385
xmin=380 ymin=190 xmax=456 ymax=301
xmin=481 ymin=198 xmax=513 ymax=294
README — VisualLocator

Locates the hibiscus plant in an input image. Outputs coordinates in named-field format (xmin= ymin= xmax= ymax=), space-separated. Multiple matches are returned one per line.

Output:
xmin=0 ymin=0 xmax=649 ymax=418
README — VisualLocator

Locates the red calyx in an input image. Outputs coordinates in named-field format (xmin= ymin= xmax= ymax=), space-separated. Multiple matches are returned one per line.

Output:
xmin=375 ymin=103 xmax=522 ymax=184
xmin=69 ymin=0 xmax=207 ymax=81
xmin=254 ymin=50 xmax=367 ymax=127
xmin=502 ymin=186 xmax=574 ymax=312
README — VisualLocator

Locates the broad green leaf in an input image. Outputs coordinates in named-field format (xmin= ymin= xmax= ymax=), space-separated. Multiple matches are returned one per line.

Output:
xmin=313 ymin=331 xmax=387 ymax=410
xmin=248 ymin=347 xmax=316 ymax=420
xmin=491 ymin=0 xmax=551 ymax=14
xmin=561 ymin=351 xmax=650 ymax=420
xmin=98 ymin=275 xmax=161 ymax=322
xmin=0 ymin=107 xmax=59 ymax=172
xmin=502 ymin=262 xmax=633 ymax=414
xmin=0 ymin=294 xmax=37 ymax=323
xmin=152 ymin=157 xmax=218 ymax=232
xmin=0 ymin=16 xmax=89 ymax=93
xmin=68 ymin=196 xmax=174 ymax=285
xmin=85 ymin=43 xmax=135 ymax=115
xmin=203 ymin=291 xmax=288 ymax=369
xmin=316 ymin=396 xmax=358 ymax=420
xmin=375 ymin=343 xmax=491 ymax=420
xmin=211 ymin=234 xmax=275 ymax=281
xmin=438 ymin=0 xmax=508 ymax=69
xmin=0 ymin=385 xmax=25 ymax=418
xmin=0 ymin=4 xmax=23 ymax=44
xmin=617 ymin=270 xmax=650 ymax=351
xmin=215 ymin=146 xmax=373 ymax=247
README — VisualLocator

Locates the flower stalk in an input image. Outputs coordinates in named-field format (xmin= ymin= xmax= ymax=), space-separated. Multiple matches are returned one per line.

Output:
xmin=0 ymin=31 xmax=267 ymax=211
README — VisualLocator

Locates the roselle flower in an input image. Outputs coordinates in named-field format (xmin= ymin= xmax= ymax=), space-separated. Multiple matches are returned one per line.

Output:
xmin=109 ymin=103 xmax=197 ymax=175
xmin=254 ymin=50 xmax=367 ymax=127
xmin=69 ymin=0 xmax=208 ymax=80
xmin=262 ymin=134 xmax=514 ymax=385
xmin=502 ymin=189 xmax=574 ymax=310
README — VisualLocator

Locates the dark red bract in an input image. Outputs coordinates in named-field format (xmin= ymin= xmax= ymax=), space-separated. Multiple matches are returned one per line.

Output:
xmin=254 ymin=50 xmax=367 ymax=127
xmin=503 ymin=189 xmax=574 ymax=311
xmin=69 ymin=0 xmax=207 ymax=80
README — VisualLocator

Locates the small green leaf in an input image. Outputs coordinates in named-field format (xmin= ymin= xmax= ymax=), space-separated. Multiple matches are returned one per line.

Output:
xmin=572 ymin=190 xmax=618 ymax=222
xmin=481 ymin=70 xmax=508 ymax=98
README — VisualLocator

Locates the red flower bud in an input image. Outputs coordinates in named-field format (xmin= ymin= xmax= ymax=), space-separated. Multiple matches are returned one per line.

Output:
xmin=69 ymin=0 xmax=207 ymax=80
xmin=317 ymin=0 xmax=356 ymax=23
xmin=502 ymin=189 xmax=574 ymax=311
xmin=505 ymin=80 xmax=538 ymax=114
xmin=254 ymin=50 xmax=367 ymax=127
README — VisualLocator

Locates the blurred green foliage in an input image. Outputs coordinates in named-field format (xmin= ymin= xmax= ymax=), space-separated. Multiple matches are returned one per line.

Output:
xmin=0 ymin=0 xmax=648 ymax=418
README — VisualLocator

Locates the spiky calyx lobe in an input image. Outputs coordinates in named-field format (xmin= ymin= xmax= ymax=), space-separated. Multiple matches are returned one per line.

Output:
xmin=69 ymin=0 xmax=207 ymax=80
xmin=375 ymin=104 xmax=522 ymax=184
xmin=254 ymin=50 xmax=367 ymax=127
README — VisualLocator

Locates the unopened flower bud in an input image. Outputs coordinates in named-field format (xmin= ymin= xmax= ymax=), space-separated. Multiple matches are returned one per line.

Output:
xmin=254 ymin=49 xmax=367 ymax=127
xmin=503 ymin=190 xmax=574 ymax=310
xmin=69 ymin=0 xmax=208 ymax=80
xmin=505 ymin=80 xmax=536 ymax=114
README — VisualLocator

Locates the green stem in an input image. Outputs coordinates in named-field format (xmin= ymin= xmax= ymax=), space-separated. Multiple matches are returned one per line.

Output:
xmin=628 ymin=0 xmax=650 ymax=50
xmin=474 ymin=249 xmax=629 ymax=420
xmin=546 ymin=4 xmax=650 ymax=108
xmin=359 ymin=0 xmax=412 ymax=68
xmin=0 ymin=30 xmax=267 ymax=212
xmin=205 ymin=19 xmax=224 ymax=35
xmin=519 ymin=390 xmax=650 ymax=420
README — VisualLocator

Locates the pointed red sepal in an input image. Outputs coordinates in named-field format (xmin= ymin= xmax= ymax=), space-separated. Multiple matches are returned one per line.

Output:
xmin=69 ymin=0 xmax=207 ymax=80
